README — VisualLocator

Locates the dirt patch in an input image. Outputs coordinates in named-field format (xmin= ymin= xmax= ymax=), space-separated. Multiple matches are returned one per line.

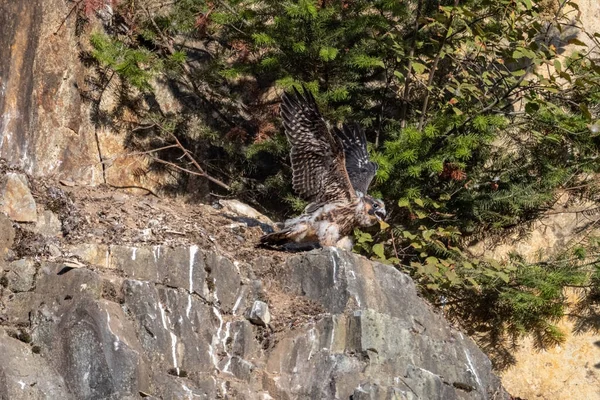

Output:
xmin=30 ymin=178 xmax=274 ymax=257
xmin=265 ymin=282 xmax=326 ymax=334
xmin=11 ymin=227 xmax=51 ymax=259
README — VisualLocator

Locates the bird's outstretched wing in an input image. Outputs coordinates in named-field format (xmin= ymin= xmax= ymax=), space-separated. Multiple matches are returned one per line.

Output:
xmin=334 ymin=123 xmax=378 ymax=195
xmin=280 ymin=87 xmax=356 ymax=207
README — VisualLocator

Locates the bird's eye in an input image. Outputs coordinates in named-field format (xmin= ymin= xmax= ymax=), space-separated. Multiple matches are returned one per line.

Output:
xmin=373 ymin=203 xmax=379 ymax=209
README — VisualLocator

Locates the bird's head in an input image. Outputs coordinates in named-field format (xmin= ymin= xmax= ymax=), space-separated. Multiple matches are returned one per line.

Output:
xmin=363 ymin=195 xmax=387 ymax=225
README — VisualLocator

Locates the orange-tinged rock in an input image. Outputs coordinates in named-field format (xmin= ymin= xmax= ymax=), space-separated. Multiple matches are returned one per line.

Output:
xmin=0 ymin=172 xmax=37 ymax=222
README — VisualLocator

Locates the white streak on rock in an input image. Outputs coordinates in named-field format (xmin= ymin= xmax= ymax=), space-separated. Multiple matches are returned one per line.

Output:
xmin=170 ymin=331 xmax=179 ymax=376
xmin=158 ymin=301 xmax=179 ymax=375
xmin=152 ymin=245 xmax=161 ymax=263
xmin=208 ymin=306 xmax=225 ymax=371
xmin=329 ymin=316 xmax=336 ymax=351
xmin=223 ymin=327 xmax=240 ymax=374
xmin=105 ymin=310 xmax=121 ymax=351
xmin=17 ymin=380 xmax=25 ymax=390
xmin=232 ymin=292 xmax=244 ymax=315
xmin=222 ymin=321 xmax=231 ymax=348
xmin=222 ymin=358 xmax=232 ymax=375
xmin=213 ymin=306 xmax=224 ymax=337
xmin=181 ymin=383 xmax=194 ymax=400
xmin=330 ymin=248 xmax=339 ymax=284
xmin=307 ymin=327 xmax=317 ymax=360
xmin=158 ymin=301 xmax=168 ymax=330
xmin=463 ymin=347 xmax=482 ymax=389
xmin=187 ymin=245 xmax=199 ymax=318
xmin=131 ymin=247 xmax=137 ymax=261
xmin=220 ymin=322 xmax=235 ymax=375
xmin=208 ymin=343 xmax=219 ymax=370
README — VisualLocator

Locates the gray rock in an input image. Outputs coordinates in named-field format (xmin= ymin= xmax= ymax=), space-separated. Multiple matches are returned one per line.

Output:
xmin=265 ymin=248 xmax=508 ymax=399
xmin=219 ymin=199 xmax=275 ymax=225
xmin=246 ymin=300 xmax=271 ymax=327
xmin=35 ymin=298 xmax=152 ymax=399
xmin=6 ymin=259 xmax=37 ymax=292
xmin=31 ymin=210 xmax=62 ymax=237
xmin=0 ymin=173 xmax=37 ymax=222
xmin=47 ymin=243 xmax=62 ymax=258
xmin=0 ymin=213 xmax=14 ymax=258
xmin=0 ymin=245 xmax=509 ymax=400
xmin=0 ymin=332 xmax=72 ymax=399
xmin=205 ymin=251 xmax=243 ymax=312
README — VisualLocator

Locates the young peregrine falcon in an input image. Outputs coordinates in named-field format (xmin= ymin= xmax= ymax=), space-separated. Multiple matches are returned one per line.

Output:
xmin=259 ymin=87 xmax=386 ymax=251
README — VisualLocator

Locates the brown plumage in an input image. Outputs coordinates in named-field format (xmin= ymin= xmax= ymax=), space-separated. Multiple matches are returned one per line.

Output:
xmin=260 ymin=87 xmax=386 ymax=251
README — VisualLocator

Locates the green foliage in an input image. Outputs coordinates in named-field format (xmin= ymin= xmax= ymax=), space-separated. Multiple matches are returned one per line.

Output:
xmin=81 ymin=0 xmax=600 ymax=365
xmin=89 ymin=33 xmax=159 ymax=90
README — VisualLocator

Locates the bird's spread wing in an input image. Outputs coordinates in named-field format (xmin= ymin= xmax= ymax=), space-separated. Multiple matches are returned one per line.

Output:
xmin=334 ymin=123 xmax=378 ymax=195
xmin=280 ymin=87 xmax=356 ymax=207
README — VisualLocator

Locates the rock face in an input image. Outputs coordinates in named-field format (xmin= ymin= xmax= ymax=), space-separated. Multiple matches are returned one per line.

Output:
xmin=0 ymin=239 xmax=508 ymax=399
xmin=0 ymin=0 xmax=103 ymax=184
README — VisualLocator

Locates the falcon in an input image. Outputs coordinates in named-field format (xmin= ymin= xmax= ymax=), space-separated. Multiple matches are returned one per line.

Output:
xmin=259 ymin=86 xmax=386 ymax=251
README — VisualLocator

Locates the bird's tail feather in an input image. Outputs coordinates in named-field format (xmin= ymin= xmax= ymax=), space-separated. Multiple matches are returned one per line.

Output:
xmin=258 ymin=229 xmax=321 ymax=252
xmin=258 ymin=229 xmax=294 ymax=247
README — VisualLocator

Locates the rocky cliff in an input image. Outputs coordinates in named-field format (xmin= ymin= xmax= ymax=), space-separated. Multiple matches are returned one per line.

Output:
xmin=0 ymin=0 xmax=103 ymax=184
xmin=0 ymin=170 xmax=508 ymax=399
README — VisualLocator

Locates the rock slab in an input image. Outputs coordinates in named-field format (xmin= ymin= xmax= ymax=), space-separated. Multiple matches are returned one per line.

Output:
xmin=0 ymin=245 xmax=508 ymax=400
xmin=0 ymin=173 xmax=37 ymax=222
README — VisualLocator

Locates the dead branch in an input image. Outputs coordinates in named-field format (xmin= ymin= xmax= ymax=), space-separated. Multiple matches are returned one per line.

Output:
xmin=418 ymin=0 xmax=460 ymax=131
xmin=146 ymin=120 xmax=231 ymax=191
xmin=55 ymin=0 xmax=84 ymax=35
xmin=149 ymin=156 xmax=229 ymax=190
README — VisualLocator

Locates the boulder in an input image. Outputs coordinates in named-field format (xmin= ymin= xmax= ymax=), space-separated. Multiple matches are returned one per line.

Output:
xmin=0 ymin=332 xmax=71 ymax=400
xmin=246 ymin=301 xmax=271 ymax=327
xmin=5 ymin=259 xmax=37 ymax=292
xmin=0 ymin=173 xmax=37 ymax=222
xmin=31 ymin=210 xmax=62 ymax=237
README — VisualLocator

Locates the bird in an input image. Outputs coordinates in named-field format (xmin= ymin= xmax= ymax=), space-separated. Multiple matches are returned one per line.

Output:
xmin=259 ymin=86 xmax=386 ymax=251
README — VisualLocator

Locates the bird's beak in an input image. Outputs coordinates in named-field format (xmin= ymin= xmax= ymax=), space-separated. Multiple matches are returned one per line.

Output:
xmin=375 ymin=209 xmax=387 ymax=221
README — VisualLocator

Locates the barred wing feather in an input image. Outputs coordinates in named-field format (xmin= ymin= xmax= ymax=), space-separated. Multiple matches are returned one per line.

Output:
xmin=334 ymin=123 xmax=378 ymax=195
xmin=280 ymin=87 xmax=356 ymax=206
